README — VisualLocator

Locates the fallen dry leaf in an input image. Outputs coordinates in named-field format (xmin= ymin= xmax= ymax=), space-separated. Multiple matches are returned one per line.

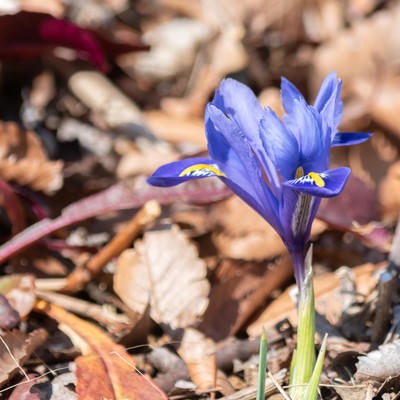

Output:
xmin=247 ymin=262 xmax=385 ymax=337
xmin=311 ymin=3 xmax=400 ymax=93
xmin=114 ymin=224 xmax=210 ymax=328
xmin=0 ymin=329 xmax=48 ymax=388
xmin=0 ymin=122 xmax=63 ymax=193
xmin=120 ymin=18 xmax=212 ymax=82
xmin=356 ymin=341 xmax=400 ymax=380
xmin=178 ymin=328 xmax=216 ymax=391
xmin=211 ymin=197 xmax=327 ymax=261
xmin=35 ymin=300 xmax=167 ymax=400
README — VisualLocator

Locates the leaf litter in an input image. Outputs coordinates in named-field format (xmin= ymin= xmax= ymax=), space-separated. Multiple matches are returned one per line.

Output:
xmin=0 ymin=1 xmax=399 ymax=399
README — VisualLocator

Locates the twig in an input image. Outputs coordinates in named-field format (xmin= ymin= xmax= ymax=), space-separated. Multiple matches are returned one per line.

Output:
xmin=62 ymin=200 xmax=161 ymax=292
xmin=219 ymin=369 xmax=287 ymax=400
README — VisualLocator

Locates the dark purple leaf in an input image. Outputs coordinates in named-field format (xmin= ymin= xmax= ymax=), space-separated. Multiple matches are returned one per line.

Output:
xmin=0 ymin=177 xmax=231 ymax=263
xmin=0 ymin=12 xmax=149 ymax=71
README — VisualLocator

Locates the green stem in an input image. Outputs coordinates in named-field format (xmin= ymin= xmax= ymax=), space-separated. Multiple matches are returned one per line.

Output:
xmin=289 ymin=247 xmax=316 ymax=400
xmin=256 ymin=327 xmax=268 ymax=400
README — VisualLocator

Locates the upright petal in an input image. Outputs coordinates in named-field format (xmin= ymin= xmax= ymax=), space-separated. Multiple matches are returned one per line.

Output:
xmin=206 ymin=104 xmax=283 ymax=234
xmin=260 ymin=107 xmax=299 ymax=180
xmin=313 ymin=72 xmax=343 ymax=137
xmin=212 ymin=79 xmax=263 ymax=136
xmin=211 ymin=79 xmax=281 ymax=192
xmin=283 ymin=99 xmax=328 ymax=171
xmin=280 ymin=77 xmax=306 ymax=114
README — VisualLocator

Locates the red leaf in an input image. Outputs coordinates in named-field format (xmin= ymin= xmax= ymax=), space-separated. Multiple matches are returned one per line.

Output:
xmin=0 ymin=12 xmax=147 ymax=71
xmin=0 ymin=177 xmax=231 ymax=263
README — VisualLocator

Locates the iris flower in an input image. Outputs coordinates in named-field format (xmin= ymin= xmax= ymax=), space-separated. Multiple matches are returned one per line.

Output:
xmin=148 ymin=72 xmax=370 ymax=286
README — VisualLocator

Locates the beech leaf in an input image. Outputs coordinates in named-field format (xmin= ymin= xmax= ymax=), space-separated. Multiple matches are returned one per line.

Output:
xmin=0 ymin=329 xmax=48 ymax=388
xmin=114 ymin=225 xmax=210 ymax=329
xmin=178 ymin=328 xmax=216 ymax=390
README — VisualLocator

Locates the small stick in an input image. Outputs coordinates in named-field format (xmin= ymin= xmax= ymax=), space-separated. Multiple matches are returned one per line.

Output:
xmin=219 ymin=369 xmax=287 ymax=400
xmin=63 ymin=201 xmax=161 ymax=292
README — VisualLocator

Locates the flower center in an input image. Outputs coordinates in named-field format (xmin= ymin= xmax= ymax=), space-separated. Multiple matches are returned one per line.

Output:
xmin=295 ymin=167 xmax=325 ymax=188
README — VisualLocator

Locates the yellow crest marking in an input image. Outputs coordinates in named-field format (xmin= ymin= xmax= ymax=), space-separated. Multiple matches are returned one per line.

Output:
xmin=179 ymin=163 xmax=225 ymax=177
xmin=308 ymin=172 xmax=325 ymax=187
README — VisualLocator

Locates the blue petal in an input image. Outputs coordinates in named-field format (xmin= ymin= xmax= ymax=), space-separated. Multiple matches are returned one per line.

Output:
xmin=260 ymin=107 xmax=299 ymax=180
xmin=283 ymin=99 xmax=329 ymax=172
xmin=331 ymin=132 xmax=372 ymax=147
xmin=313 ymin=72 xmax=343 ymax=138
xmin=283 ymin=167 xmax=351 ymax=197
xmin=280 ymin=77 xmax=306 ymax=114
xmin=211 ymin=79 xmax=281 ymax=191
xmin=212 ymin=79 xmax=263 ymax=138
xmin=147 ymin=157 xmax=223 ymax=187
xmin=205 ymin=104 xmax=282 ymax=230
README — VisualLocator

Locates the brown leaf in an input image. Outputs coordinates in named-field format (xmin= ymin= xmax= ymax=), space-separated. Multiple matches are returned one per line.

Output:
xmin=379 ymin=161 xmax=400 ymax=222
xmin=178 ymin=328 xmax=216 ymax=390
xmin=312 ymin=4 xmax=400 ymax=94
xmin=144 ymin=110 xmax=206 ymax=147
xmin=210 ymin=197 xmax=326 ymax=261
xmin=0 ymin=329 xmax=48 ymax=388
xmin=247 ymin=262 xmax=384 ymax=337
xmin=114 ymin=225 xmax=210 ymax=328
xmin=0 ymin=122 xmax=63 ymax=193
xmin=35 ymin=300 xmax=167 ymax=400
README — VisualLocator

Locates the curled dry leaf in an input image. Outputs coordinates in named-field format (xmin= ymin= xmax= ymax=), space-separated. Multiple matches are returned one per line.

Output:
xmin=68 ymin=71 xmax=167 ymax=152
xmin=114 ymin=225 xmax=210 ymax=329
xmin=0 ymin=122 xmax=63 ymax=193
xmin=178 ymin=328 xmax=216 ymax=391
xmin=356 ymin=341 xmax=400 ymax=380
xmin=118 ymin=18 xmax=212 ymax=82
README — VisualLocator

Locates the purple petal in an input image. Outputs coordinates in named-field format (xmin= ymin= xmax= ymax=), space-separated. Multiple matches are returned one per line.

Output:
xmin=331 ymin=132 xmax=372 ymax=147
xmin=147 ymin=157 xmax=224 ymax=187
xmin=283 ymin=167 xmax=351 ymax=197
